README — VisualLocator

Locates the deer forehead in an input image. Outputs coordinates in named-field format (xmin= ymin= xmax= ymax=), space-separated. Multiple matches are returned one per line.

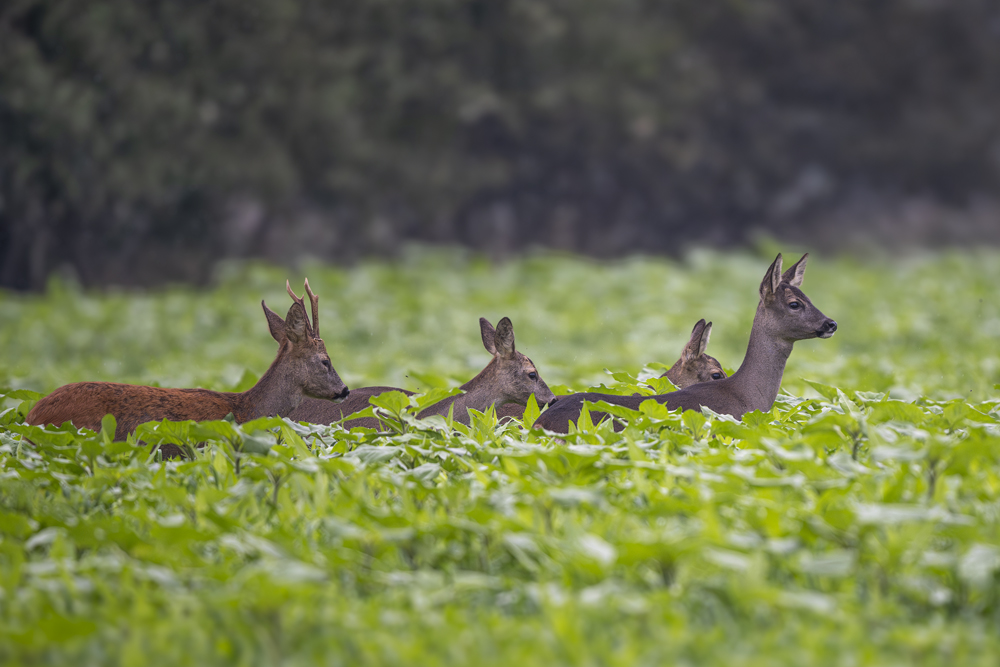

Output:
xmin=782 ymin=286 xmax=810 ymax=303
xmin=518 ymin=354 xmax=537 ymax=373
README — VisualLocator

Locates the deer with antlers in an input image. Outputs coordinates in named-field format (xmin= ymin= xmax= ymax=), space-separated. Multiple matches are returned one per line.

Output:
xmin=26 ymin=280 xmax=348 ymax=443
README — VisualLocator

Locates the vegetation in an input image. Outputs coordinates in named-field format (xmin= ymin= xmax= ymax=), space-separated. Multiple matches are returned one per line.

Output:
xmin=2 ymin=249 xmax=1000 ymax=665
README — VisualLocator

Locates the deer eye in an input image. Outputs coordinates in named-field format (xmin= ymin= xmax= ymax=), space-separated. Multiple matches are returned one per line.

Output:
xmin=711 ymin=372 xmax=723 ymax=380
xmin=788 ymin=301 xmax=801 ymax=310
xmin=322 ymin=359 xmax=333 ymax=370
xmin=528 ymin=372 xmax=537 ymax=380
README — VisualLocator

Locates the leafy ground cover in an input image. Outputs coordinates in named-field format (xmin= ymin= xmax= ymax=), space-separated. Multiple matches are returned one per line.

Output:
xmin=2 ymin=247 xmax=1000 ymax=665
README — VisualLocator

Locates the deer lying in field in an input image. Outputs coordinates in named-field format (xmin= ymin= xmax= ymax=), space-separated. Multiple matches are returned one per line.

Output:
xmin=26 ymin=280 xmax=349 ymax=446
xmin=496 ymin=318 xmax=727 ymax=422
xmin=661 ymin=319 xmax=726 ymax=385
xmin=288 ymin=316 xmax=556 ymax=428
xmin=531 ymin=253 xmax=836 ymax=434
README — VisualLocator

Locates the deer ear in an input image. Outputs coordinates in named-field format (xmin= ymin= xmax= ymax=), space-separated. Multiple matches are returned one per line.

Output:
xmin=760 ymin=253 xmax=783 ymax=302
xmin=283 ymin=302 xmax=311 ymax=344
xmin=494 ymin=317 xmax=516 ymax=359
xmin=781 ymin=253 xmax=808 ymax=287
xmin=262 ymin=301 xmax=287 ymax=343
xmin=682 ymin=319 xmax=707 ymax=362
xmin=480 ymin=318 xmax=497 ymax=355
xmin=699 ymin=321 xmax=713 ymax=357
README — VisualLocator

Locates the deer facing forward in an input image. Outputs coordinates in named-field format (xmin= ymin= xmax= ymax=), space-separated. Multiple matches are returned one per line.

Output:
xmin=27 ymin=280 xmax=349 ymax=441
xmin=531 ymin=253 xmax=836 ymax=433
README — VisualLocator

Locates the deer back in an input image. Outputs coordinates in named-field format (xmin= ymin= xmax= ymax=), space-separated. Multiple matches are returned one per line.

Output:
xmin=289 ymin=386 xmax=413 ymax=427
xmin=500 ymin=318 xmax=726 ymax=423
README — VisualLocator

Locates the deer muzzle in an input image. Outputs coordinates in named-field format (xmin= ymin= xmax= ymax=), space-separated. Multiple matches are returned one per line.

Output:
xmin=816 ymin=320 xmax=838 ymax=339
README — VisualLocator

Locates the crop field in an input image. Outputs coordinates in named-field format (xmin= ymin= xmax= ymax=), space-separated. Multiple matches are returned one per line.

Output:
xmin=2 ymin=247 xmax=1000 ymax=665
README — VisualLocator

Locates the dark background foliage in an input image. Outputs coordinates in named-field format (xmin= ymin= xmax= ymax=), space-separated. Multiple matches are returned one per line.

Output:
xmin=2 ymin=0 xmax=999 ymax=290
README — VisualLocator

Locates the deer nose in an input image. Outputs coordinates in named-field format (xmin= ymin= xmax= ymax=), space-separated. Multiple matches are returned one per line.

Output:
xmin=338 ymin=387 xmax=350 ymax=399
xmin=547 ymin=396 xmax=559 ymax=405
xmin=817 ymin=320 xmax=837 ymax=338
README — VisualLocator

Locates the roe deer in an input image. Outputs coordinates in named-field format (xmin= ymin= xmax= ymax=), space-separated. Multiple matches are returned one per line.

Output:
xmin=26 ymin=280 xmax=349 ymax=444
xmin=289 ymin=316 xmax=556 ymax=428
xmin=531 ymin=254 xmax=836 ymax=434
xmin=496 ymin=318 xmax=726 ymax=422
xmin=662 ymin=319 xmax=726 ymax=386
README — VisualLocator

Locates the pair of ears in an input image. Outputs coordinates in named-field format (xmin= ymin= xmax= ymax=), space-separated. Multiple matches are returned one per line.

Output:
xmin=480 ymin=317 xmax=517 ymax=359
xmin=760 ymin=253 xmax=808 ymax=301
xmin=262 ymin=280 xmax=320 ymax=345
xmin=681 ymin=318 xmax=713 ymax=362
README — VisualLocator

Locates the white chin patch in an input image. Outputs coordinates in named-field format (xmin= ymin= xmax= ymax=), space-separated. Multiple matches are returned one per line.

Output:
xmin=817 ymin=331 xmax=835 ymax=339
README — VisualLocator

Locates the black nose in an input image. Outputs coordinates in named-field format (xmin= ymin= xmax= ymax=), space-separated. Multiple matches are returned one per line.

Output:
xmin=548 ymin=396 xmax=559 ymax=405
xmin=817 ymin=320 xmax=837 ymax=336
xmin=339 ymin=387 xmax=350 ymax=399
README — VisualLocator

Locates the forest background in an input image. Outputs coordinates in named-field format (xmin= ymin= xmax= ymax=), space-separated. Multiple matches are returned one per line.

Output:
xmin=3 ymin=0 xmax=1000 ymax=291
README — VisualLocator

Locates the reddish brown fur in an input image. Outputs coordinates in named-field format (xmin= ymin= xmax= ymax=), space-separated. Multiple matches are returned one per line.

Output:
xmin=26 ymin=280 xmax=348 ymax=449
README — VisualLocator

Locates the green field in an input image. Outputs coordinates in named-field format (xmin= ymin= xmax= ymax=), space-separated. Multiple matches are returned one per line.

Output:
xmin=2 ymin=247 xmax=1000 ymax=665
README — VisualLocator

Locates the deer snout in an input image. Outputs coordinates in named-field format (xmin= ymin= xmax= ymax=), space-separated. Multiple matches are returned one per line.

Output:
xmin=545 ymin=396 xmax=559 ymax=406
xmin=337 ymin=386 xmax=350 ymax=399
xmin=816 ymin=320 xmax=838 ymax=339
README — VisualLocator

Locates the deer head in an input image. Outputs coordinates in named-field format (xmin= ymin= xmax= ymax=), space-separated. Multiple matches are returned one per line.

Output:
xmin=758 ymin=253 xmax=837 ymax=341
xmin=262 ymin=279 xmax=349 ymax=401
xmin=665 ymin=319 xmax=727 ymax=387
xmin=479 ymin=317 xmax=557 ymax=407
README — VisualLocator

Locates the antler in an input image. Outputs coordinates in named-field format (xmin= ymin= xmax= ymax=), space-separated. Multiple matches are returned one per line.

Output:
xmin=304 ymin=278 xmax=320 ymax=338
xmin=286 ymin=279 xmax=304 ymax=307
xmin=286 ymin=279 xmax=320 ymax=337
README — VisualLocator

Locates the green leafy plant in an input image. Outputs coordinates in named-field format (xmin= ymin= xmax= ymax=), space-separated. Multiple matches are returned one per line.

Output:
xmin=2 ymin=250 xmax=1000 ymax=665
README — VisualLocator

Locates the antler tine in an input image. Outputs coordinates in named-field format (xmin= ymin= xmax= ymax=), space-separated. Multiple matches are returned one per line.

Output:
xmin=286 ymin=279 xmax=305 ymax=307
xmin=304 ymin=278 xmax=320 ymax=337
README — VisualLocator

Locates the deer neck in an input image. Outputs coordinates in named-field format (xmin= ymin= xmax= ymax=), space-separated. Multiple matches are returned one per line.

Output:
xmin=232 ymin=346 xmax=305 ymax=421
xmin=446 ymin=363 xmax=504 ymax=420
xmin=725 ymin=303 xmax=794 ymax=414
xmin=421 ymin=359 xmax=506 ymax=424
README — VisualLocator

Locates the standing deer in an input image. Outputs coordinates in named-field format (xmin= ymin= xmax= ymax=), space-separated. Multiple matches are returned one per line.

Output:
xmin=26 ymin=280 xmax=349 ymax=444
xmin=288 ymin=316 xmax=556 ymax=428
xmin=497 ymin=318 xmax=727 ymax=422
xmin=532 ymin=254 xmax=836 ymax=433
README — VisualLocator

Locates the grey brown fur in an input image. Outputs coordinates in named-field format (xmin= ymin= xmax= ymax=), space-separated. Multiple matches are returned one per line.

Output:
xmin=531 ymin=254 xmax=836 ymax=433
xmin=289 ymin=316 xmax=556 ymax=428
xmin=497 ymin=317 xmax=726 ymax=422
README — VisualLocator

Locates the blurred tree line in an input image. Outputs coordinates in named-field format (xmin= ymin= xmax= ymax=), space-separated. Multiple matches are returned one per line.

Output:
xmin=2 ymin=0 xmax=999 ymax=290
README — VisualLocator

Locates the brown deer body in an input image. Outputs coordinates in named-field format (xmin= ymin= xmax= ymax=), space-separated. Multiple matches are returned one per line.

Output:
xmin=497 ymin=318 xmax=726 ymax=422
xmin=27 ymin=280 xmax=349 ymax=442
xmin=288 ymin=386 xmax=414 ymax=430
xmin=531 ymin=254 xmax=836 ymax=434
xmin=289 ymin=317 xmax=556 ymax=428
